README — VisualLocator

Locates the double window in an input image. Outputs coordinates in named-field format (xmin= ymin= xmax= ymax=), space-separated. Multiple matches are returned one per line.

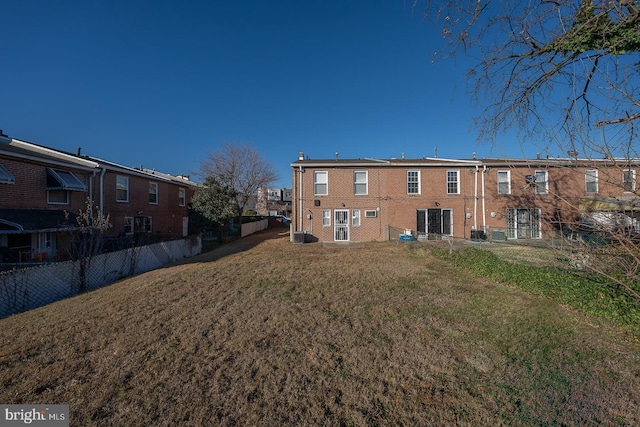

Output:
xmin=352 ymin=209 xmax=361 ymax=227
xmin=497 ymin=170 xmax=511 ymax=195
xmin=535 ymin=170 xmax=548 ymax=194
xmin=149 ymin=182 xmax=159 ymax=204
xmin=585 ymin=170 xmax=598 ymax=194
xmin=116 ymin=176 xmax=129 ymax=202
xmin=322 ymin=209 xmax=331 ymax=226
xmin=446 ymin=170 xmax=460 ymax=194
xmin=314 ymin=171 xmax=328 ymax=196
xmin=407 ymin=170 xmax=420 ymax=194
xmin=623 ymin=169 xmax=636 ymax=192
xmin=354 ymin=171 xmax=367 ymax=195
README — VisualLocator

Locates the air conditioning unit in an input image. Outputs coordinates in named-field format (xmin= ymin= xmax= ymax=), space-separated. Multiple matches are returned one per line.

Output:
xmin=491 ymin=230 xmax=507 ymax=241
xmin=365 ymin=210 xmax=377 ymax=218
xmin=293 ymin=231 xmax=305 ymax=244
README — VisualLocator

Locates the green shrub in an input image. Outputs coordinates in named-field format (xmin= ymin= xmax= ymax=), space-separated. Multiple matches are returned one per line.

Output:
xmin=438 ymin=247 xmax=640 ymax=329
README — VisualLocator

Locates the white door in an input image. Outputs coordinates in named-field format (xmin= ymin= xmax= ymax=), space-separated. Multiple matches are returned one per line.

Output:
xmin=334 ymin=209 xmax=349 ymax=241
xmin=182 ymin=217 xmax=189 ymax=237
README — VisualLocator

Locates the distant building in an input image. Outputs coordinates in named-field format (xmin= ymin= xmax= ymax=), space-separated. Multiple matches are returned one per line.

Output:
xmin=256 ymin=186 xmax=292 ymax=217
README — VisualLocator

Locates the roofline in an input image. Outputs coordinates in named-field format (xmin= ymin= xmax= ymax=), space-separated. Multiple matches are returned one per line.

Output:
xmin=291 ymin=156 xmax=640 ymax=168
xmin=3 ymin=139 xmax=100 ymax=171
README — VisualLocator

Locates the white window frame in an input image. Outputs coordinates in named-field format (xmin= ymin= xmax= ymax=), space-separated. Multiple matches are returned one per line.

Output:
xmin=47 ymin=189 xmax=69 ymax=205
xmin=145 ymin=216 xmax=153 ymax=233
xmin=322 ymin=209 xmax=331 ymax=226
xmin=535 ymin=170 xmax=548 ymax=194
xmin=623 ymin=169 xmax=636 ymax=192
xmin=116 ymin=175 xmax=130 ymax=202
xmin=314 ymin=171 xmax=328 ymax=196
xmin=446 ymin=170 xmax=460 ymax=195
xmin=178 ymin=188 xmax=186 ymax=206
xmin=407 ymin=170 xmax=420 ymax=195
xmin=497 ymin=170 xmax=511 ymax=195
xmin=149 ymin=182 xmax=159 ymax=204
xmin=124 ymin=216 xmax=134 ymax=235
xmin=585 ymin=169 xmax=598 ymax=194
xmin=365 ymin=210 xmax=377 ymax=218
xmin=352 ymin=209 xmax=361 ymax=227
xmin=354 ymin=171 xmax=368 ymax=195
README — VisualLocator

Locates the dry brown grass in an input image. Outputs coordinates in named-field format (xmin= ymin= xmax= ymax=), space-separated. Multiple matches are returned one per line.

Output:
xmin=1 ymin=228 xmax=639 ymax=426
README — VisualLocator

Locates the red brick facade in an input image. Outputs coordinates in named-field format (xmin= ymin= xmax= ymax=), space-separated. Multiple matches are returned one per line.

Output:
xmin=291 ymin=155 xmax=640 ymax=243
xmin=0 ymin=138 xmax=198 ymax=262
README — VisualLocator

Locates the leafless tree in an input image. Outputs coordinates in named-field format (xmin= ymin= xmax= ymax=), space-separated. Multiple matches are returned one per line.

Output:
xmin=199 ymin=142 xmax=279 ymax=219
xmin=415 ymin=0 xmax=640 ymax=298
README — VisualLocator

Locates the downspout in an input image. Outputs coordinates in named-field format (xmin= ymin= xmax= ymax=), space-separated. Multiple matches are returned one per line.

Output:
xmin=99 ymin=165 xmax=106 ymax=220
xmin=474 ymin=166 xmax=478 ymax=232
xmin=482 ymin=166 xmax=487 ymax=234
xmin=298 ymin=166 xmax=303 ymax=233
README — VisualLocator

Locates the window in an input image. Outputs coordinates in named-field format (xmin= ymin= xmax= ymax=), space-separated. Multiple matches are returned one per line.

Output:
xmin=47 ymin=190 xmax=69 ymax=205
xmin=585 ymin=170 xmax=598 ymax=194
xmin=314 ymin=171 xmax=328 ymax=195
xmin=535 ymin=170 xmax=548 ymax=194
xmin=407 ymin=170 xmax=420 ymax=194
xmin=506 ymin=208 xmax=541 ymax=239
xmin=322 ymin=209 xmax=331 ymax=226
xmin=365 ymin=210 xmax=377 ymax=218
xmin=352 ymin=209 xmax=361 ymax=227
xmin=144 ymin=217 xmax=153 ymax=233
xmin=447 ymin=170 xmax=459 ymax=194
xmin=354 ymin=171 xmax=367 ymax=195
xmin=0 ymin=164 xmax=15 ymax=184
xmin=623 ymin=169 xmax=636 ymax=192
xmin=124 ymin=217 xmax=134 ymax=234
xmin=116 ymin=176 xmax=129 ymax=202
xmin=497 ymin=170 xmax=511 ymax=195
xmin=149 ymin=182 xmax=158 ymax=204
xmin=178 ymin=188 xmax=186 ymax=206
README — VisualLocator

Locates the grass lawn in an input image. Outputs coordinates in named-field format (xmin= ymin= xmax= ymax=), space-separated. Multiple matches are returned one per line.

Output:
xmin=1 ymin=228 xmax=639 ymax=426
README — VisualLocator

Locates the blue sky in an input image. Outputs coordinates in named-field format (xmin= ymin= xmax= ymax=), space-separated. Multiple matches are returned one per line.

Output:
xmin=2 ymin=0 xmax=526 ymax=187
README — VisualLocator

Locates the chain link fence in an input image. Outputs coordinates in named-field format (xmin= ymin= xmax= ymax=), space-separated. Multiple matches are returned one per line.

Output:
xmin=0 ymin=236 xmax=201 ymax=319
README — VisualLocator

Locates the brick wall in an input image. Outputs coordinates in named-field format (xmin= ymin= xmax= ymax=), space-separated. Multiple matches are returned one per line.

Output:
xmin=292 ymin=160 xmax=639 ymax=243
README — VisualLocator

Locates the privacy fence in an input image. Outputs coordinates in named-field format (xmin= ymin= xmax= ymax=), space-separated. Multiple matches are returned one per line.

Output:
xmin=0 ymin=236 xmax=202 ymax=318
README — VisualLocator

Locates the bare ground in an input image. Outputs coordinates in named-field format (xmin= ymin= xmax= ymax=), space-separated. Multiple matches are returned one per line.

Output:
xmin=1 ymin=228 xmax=639 ymax=426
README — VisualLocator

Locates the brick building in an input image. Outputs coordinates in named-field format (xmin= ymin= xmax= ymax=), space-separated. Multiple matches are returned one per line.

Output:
xmin=0 ymin=134 xmax=198 ymax=262
xmin=290 ymin=152 xmax=640 ymax=243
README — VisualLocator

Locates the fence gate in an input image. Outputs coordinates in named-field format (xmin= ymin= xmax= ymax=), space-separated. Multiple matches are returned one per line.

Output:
xmin=334 ymin=209 xmax=349 ymax=241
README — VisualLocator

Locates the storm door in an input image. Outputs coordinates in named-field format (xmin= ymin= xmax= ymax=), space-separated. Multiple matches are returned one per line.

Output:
xmin=334 ymin=209 xmax=349 ymax=241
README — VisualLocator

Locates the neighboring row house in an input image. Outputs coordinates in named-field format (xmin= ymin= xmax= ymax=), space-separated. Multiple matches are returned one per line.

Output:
xmin=0 ymin=133 xmax=199 ymax=262
xmin=290 ymin=152 xmax=640 ymax=243
xmin=256 ymin=187 xmax=293 ymax=217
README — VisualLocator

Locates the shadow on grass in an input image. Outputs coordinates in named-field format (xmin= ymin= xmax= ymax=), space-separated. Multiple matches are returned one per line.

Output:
xmin=174 ymin=226 xmax=291 ymax=266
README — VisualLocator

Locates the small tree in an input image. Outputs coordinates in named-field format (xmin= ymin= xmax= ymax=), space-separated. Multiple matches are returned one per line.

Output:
xmin=199 ymin=142 xmax=279 ymax=219
xmin=65 ymin=198 xmax=111 ymax=292
xmin=190 ymin=177 xmax=240 ymax=239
